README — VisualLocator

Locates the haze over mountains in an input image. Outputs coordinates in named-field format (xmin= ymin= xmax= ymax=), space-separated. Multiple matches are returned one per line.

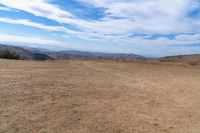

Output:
xmin=0 ymin=44 xmax=150 ymax=61
xmin=1 ymin=44 xmax=200 ymax=66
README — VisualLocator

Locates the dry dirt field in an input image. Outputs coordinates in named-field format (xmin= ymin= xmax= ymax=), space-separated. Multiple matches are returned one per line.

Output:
xmin=0 ymin=60 xmax=200 ymax=133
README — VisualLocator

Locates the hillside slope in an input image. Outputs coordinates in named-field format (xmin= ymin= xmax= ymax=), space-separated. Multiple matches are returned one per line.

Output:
xmin=0 ymin=44 xmax=33 ymax=59
xmin=159 ymin=54 xmax=200 ymax=66
xmin=0 ymin=44 xmax=53 ymax=60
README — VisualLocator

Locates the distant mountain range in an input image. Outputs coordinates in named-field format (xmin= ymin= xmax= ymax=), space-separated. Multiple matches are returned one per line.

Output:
xmin=0 ymin=44 xmax=199 ymax=66
xmin=0 ymin=44 xmax=150 ymax=61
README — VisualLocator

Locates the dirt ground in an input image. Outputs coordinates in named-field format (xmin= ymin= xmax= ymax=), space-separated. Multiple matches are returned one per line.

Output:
xmin=0 ymin=60 xmax=200 ymax=133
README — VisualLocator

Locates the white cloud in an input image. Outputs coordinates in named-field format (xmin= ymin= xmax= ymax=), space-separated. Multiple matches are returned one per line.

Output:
xmin=0 ymin=33 xmax=66 ymax=47
xmin=0 ymin=0 xmax=72 ymax=17
xmin=0 ymin=17 xmax=104 ymax=42
xmin=77 ymin=0 xmax=199 ymax=32
xmin=0 ymin=17 xmax=79 ymax=34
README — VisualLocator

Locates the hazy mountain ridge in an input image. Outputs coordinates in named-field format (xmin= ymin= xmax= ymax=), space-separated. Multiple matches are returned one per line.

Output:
xmin=0 ymin=44 xmax=199 ymax=65
xmin=0 ymin=44 xmax=53 ymax=60
xmin=0 ymin=44 xmax=33 ymax=59
xmin=45 ymin=51 xmax=149 ymax=61
xmin=0 ymin=44 xmax=150 ymax=61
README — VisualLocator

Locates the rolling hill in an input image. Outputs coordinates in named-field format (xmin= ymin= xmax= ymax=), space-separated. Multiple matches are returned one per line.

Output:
xmin=0 ymin=44 xmax=53 ymax=60
xmin=159 ymin=54 xmax=200 ymax=66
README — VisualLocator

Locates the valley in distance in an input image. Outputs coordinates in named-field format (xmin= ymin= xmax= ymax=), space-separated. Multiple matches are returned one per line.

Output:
xmin=0 ymin=44 xmax=200 ymax=132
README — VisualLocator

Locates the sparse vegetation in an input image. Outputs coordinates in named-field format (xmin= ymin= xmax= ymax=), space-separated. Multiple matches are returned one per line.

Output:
xmin=0 ymin=50 xmax=20 ymax=60
xmin=159 ymin=54 xmax=200 ymax=66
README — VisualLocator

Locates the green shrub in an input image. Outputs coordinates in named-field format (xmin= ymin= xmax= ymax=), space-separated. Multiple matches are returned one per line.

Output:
xmin=0 ymin=50 xmax=20 ymax=60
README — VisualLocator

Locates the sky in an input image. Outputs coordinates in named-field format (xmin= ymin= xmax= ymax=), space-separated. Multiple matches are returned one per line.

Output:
xmin=0 ymin=0 xmax=199 ymax=57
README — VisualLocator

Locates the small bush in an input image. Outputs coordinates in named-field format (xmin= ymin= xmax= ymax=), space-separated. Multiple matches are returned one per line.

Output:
xmin=0 ymin=50 xmax=20 ymax=60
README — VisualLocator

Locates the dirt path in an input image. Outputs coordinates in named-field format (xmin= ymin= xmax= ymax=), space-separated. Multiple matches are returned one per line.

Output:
xmin=0 ymin=60 xmax=200 ymax=133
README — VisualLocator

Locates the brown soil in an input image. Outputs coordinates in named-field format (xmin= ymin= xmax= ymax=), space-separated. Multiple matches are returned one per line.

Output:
xmin=0 ymin=60 xmax=200 ymax=133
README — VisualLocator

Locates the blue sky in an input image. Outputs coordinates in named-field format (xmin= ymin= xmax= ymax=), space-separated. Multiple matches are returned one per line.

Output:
xmin=0 ymin=0 xmax=199 ymax=57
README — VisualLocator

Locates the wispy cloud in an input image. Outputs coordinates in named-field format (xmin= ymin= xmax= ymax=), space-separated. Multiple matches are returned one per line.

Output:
xmin=0 ymin=17 xmax=78 ymax=34
xmin=0 ymin=33 xmax=66 ymax=47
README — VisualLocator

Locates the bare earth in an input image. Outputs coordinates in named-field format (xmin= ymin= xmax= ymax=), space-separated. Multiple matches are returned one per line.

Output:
xmin=0 ymin=60 xmax=200 ymax=133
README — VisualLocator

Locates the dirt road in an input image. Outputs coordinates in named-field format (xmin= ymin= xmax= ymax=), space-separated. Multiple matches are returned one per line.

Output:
xmin=0 ymin=60 xmax=200 ymax=133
